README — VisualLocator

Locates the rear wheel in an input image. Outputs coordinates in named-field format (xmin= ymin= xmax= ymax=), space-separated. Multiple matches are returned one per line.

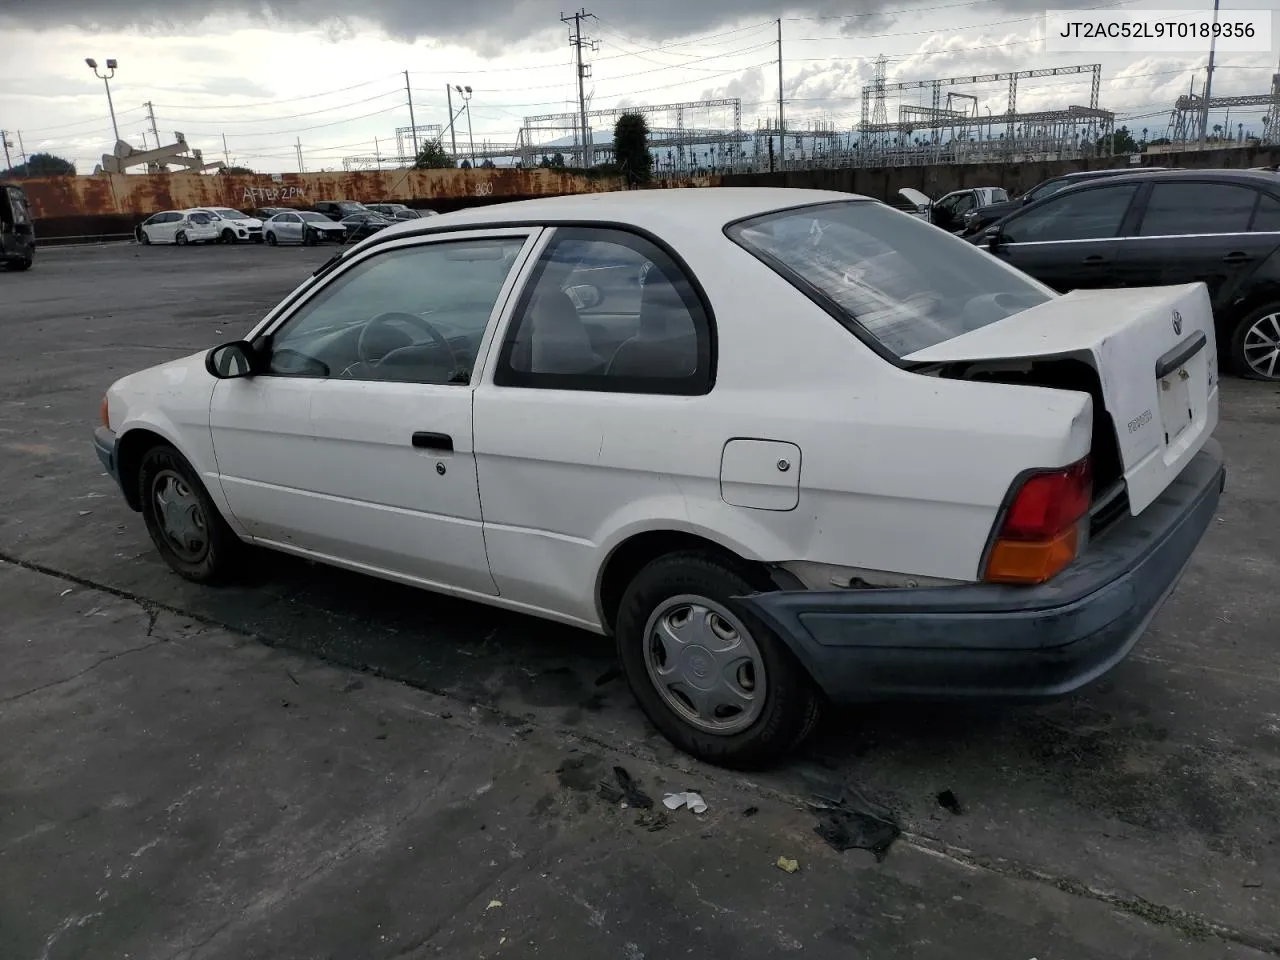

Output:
xmin=137 ymin=444 xmax=243 ymax=584
xmin=5 ymin=256 xmax=33 ymax=271
xmin=175 ymin=231 xmax=189 ymax=246
xmin=1230 ymin=304 xmax=1280 ymax=381
xmin=140 ymin=229 xmax=151 ymax=245
xmin=615 ymin=551 xmax=820 ymax=769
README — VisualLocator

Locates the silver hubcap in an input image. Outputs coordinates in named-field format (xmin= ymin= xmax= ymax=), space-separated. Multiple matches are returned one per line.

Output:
xmin=1243 ymin=311 xmax=1280 ymax=380
xmin=642 ymin=594 xmax=766 ymax=735
xmin=153 ymin=469 xmax=208 ymax=562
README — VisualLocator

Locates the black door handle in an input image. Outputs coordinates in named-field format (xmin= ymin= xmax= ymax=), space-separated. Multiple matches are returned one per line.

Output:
xmin=412 ymin=432 xmax=453 ymax=451
xmin=1222 ymin=252 xmax=1252 ymax=264
xmin=1082 ymin=255 xmax=1108 ymax=265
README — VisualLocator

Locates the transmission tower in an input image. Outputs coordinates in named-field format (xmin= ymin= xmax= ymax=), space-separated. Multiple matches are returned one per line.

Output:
xmin=561 ymin=9 xmax=599 ymax=167
xmin=871 ymin=56 xmax=889 ymax=127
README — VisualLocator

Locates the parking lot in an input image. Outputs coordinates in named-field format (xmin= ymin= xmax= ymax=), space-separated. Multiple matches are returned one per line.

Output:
xmin=2 ymin=242 xmax=1279 ymax=959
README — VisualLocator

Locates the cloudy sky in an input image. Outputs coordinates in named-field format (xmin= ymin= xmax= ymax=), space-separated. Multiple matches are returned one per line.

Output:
xmin=0 ymin=0 xmax=1275 ymax=173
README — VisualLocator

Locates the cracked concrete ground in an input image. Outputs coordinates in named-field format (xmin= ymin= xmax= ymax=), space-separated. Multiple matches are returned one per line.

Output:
xmin=1 ymin=244 xmax=1279 ymax=959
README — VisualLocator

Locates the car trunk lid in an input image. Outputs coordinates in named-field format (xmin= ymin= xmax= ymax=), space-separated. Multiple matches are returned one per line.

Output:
xmin=905 ymin=283 xmax=1218 ymax=515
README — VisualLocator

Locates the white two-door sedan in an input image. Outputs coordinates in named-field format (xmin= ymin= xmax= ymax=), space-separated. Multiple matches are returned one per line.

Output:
xmin=93 ymin=188 xmax=1224 ymax=768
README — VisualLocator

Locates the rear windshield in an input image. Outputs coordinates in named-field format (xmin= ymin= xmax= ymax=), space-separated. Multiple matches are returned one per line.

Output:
xmin=727 ymin=200 xmax=1052 ymax=357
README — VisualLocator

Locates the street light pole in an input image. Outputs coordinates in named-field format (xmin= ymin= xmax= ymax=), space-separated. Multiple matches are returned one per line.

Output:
xmin=85 ymin=58 xmax=120 ymax=145
xmin=455 ymin=85 xmax=475 ymax=166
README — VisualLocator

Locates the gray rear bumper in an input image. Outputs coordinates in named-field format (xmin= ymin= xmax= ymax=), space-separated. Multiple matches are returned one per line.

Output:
xmin=737 ymin=439 xmax=1225 ymax=702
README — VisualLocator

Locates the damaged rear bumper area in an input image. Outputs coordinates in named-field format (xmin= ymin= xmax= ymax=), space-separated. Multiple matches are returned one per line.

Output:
xmin=738 ymin=439 xmax=1225 ymax=703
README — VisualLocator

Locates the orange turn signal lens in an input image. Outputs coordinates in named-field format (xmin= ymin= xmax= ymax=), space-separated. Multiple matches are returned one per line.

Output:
xmin=100 ymin=395 xmax=110 ymax=429
xmin=985 ymin=525 xmax=1079 ymax=585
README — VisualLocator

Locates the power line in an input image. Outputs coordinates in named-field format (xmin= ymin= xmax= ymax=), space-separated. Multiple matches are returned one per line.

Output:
xmin=150 ymin=75 xmax=400 ymax=110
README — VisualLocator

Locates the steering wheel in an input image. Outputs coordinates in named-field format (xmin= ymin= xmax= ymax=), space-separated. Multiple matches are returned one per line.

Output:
xmin=355 ymin=311 xmax=457 ymax=371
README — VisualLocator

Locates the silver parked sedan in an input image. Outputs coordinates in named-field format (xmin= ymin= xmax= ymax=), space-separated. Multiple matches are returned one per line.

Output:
xmin=262 ymin=211 xmax=348 ymax=246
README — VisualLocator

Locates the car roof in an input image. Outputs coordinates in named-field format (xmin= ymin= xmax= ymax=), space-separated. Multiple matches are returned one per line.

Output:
xmin=1058 ymin=168 xmax=1279 ymax=188
xmin=368 ymin=187 xmax=869 ymax=243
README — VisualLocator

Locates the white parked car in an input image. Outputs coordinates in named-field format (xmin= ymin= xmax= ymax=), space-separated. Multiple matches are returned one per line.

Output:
xmin=93 ymin=188 xmax=1224 ymax=768
xmin=136 ymin=210 xmax=220 ymax=246
xmin=262 ymin=211 xmax=348 ymax=246
xmin=189 ymin=207 xmax=264 ymax=244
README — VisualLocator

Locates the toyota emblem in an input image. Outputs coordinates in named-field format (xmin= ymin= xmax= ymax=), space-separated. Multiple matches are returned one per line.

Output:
xmin=1172 ymin=310 xmax=1183 ymax=335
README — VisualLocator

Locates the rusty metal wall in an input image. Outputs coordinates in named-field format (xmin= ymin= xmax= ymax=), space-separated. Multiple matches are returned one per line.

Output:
xmin=18 ymin=169 xmax=722 ymax=240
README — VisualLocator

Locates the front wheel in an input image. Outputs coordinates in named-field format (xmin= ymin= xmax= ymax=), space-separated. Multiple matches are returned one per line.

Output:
xmin=265 ymin=231 xmax=278 ymax=246
xmin=221 ymin=228 xmax=237 ymax=244
xmin=615 ymin=551 xmax=821 ymax=769
xmin=175 ymin=231 xmax=189 ymax=246
xmin=137 ymin=444 xmax=244 ymax=584
xmin=302 ymin=228 xmax=316 ymax=246
xmin=1229 ymin=304 xmax=1280 ymax=381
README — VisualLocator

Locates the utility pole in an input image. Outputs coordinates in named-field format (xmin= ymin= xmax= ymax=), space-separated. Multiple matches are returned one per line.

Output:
xmin=562 ymin=9 xmax=598 ymax=168
xmin=1 ymin=130 xmax=13 ymax=175
xmin=375 ymin=136 xmax=382 ymax=170
xmin=16 ymin=130 xmax=27 ymax=169
xmin=222 ymin=132 xmax=231 ymax=168
xmin=145 ymin=100 xmax=160 ymax=147
xmin=776 ymin=18 xmax=785 ymax=140
xmin=1199 ymin=0 xmax=1220 ymax=148
xmin=404 ymin=70 xmax=420 ymax=160
xmin=446 ymin=85 xmax=458 ymax=159
xmin=296 ymin=137 xmax=304 ymax=173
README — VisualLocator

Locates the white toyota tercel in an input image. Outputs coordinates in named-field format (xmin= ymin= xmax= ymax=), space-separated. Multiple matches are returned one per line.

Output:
xmin=93 ymin=188 xmax=1225 ymax=768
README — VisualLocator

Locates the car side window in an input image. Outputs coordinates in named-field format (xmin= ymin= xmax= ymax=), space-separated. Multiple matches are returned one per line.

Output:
xmin=1250 ymin=194 xmax=1280 ymax=232
xmin=1138 ymin=182 xmax=1257 ymax=236
xmin=1003 ymin=184 xmax=1138 ymax=243
xmin=265 ymin=237 xmax=528 ymax=384
xmin=494 ymin=227 xmax=714 ymax=395
xmin=953 ymin=194 xmax=976 ymax=214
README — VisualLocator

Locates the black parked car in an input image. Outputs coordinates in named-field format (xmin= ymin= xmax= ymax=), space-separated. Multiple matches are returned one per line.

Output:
xmin=974 ymin=168 xmax=1280 ymax=380
xmin=339 ymin=211 xmax=395 ymax=242
xmin=1 ymin=182 xmax=35 ymax=271
xmin=961 ymin=167 xmax=1171 ymax=237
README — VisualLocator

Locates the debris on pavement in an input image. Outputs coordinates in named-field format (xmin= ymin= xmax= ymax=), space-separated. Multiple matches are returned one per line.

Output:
xmin=662 ymin=791 xmax=708 ymax=814
xmin=776 ymin=856 xmax=799 ymax=874
xmin=936 ymin=789 xmax=963 ymax=815
xmin=1243 ymin=879 xmax=1264 ymax=888
xmin=594 ymin=666 xmax=622 ymax=686
xmin=608 ymin=765 xmax=654 ymax=809
xmin=742 ymin=805 xmax=759 ymax=818
xmin=810 ymin=784 xmax=901 ymax=862
xmin=635 ymin=809 xmax=669 ymax=832
xmin=486 ymin=899 xmax=503 ymax=910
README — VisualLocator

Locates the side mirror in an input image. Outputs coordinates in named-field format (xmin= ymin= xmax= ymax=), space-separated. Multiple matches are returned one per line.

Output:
xmin=565 ymin=283 xmax=602 ymax=310
xmin=205 ymin=341 xmax=256 ymax=379
xmin=983 ymin=226 xmax=1003 ymax=250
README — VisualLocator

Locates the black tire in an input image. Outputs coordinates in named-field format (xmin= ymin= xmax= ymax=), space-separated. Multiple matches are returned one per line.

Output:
xmin=265 ymin=231 xmax=277 ymax=246
xmin=221 ymin=228 xmax=237 ymax=245
xmin=1228 ymin=303 xmax=1280 ymax=381
xmin=303 ymin=227 xmax=316 ymax=246
xmin=137 ymin=444 xmax=244 ymax=584
xmin=6 ymin=256 xmax=33 ymax=271
xmin=175 ymin=231 xmax=189 ymax=246
xmin=140 ymin=229 xmax=151 ymax=245
xmin=615 ymin=550 xmax=821 ymax=769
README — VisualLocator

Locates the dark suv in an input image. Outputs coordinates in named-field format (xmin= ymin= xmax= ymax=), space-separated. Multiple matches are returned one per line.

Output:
xmin=961 ymin=167 xmax=1169 ymax=237
xmin=1 ymin=182 xmax=35 ymax=271
xmin=973 ymin=168 xmax=1280 ymax=380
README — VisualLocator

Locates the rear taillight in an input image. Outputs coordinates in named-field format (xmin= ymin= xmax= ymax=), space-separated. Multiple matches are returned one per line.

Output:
xmin=984 ymin=456 xmax=1092 ymax=585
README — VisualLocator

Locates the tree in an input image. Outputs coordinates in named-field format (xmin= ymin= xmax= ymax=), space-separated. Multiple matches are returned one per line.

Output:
xmin=220 ymin=165 xmax=255 ymax=175
xmin=3 ymin=151 xmax=76 ymax=177
xmin=460 ymin=159 xmax=472 ymax=169
xmin=612 ymin=111 xmax=652 ymax=186
xmin=412 ymin=139 xmax=456 ymax=169
xmin=1095 ymin=125 xmax=1138 ymax=155
xmin=481 ymin=159 xmax=496 ymax=169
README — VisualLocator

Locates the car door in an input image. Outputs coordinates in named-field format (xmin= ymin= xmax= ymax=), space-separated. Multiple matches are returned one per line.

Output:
xmin=989 ymin=182 xmax=1140 ymax=292
xmin=1113 ymin=179 xmax=1280 ymax=310
xmin=157 ymin=212 xmax=182 ymax=243
xmin=473 ymin=226 xmax=716 ymax=624
xmin=930 ymin=193 xmax=963 ymax=230
xmin=276 ymin=213 xmax=302 ymax=243
xmin=208 ymin=228 xmax=540 ymax=595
